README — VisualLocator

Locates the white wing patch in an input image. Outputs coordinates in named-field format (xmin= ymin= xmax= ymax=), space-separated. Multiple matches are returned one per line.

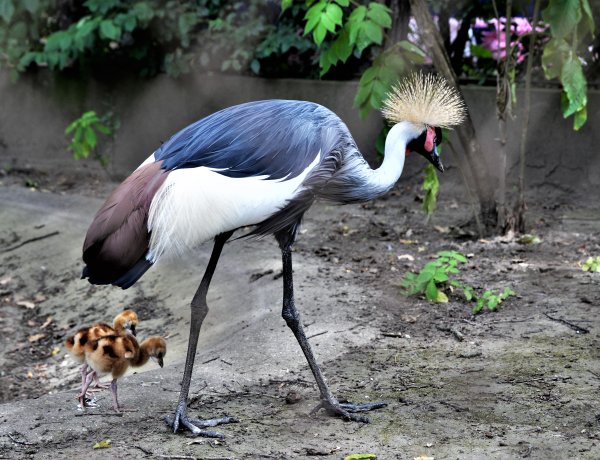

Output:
xmin=147 ymin=152 xmax=321 ymax=262
xmin=137 ymin=153 xmax=156 ymax=170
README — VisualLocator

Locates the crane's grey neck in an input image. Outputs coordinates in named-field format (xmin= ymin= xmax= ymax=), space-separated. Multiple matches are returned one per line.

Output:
xmin=316 ymin=120 xmax=423 ymax=204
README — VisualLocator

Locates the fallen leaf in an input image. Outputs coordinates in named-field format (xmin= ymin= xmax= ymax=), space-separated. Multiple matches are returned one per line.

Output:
xmin=17 ymin=300 xmax=35 ymax=309
xmin=27 ymin=371 xmax=33 ymax=379
xmin=399 ymin=239 xmax=418 ymax=245
xmin=28 ymin=333 xmax=46 ymax=343
xmin=397 ymin=254 xmax=415 ymax=261
xmin=434 ymin=225 xmax=450 ymax=233
xmin=40 ymin=317 xmax=53 ymax=329
xmin=186 ymin=440 xmax=205 ymax=445
xmin=414 ymin=456 xmax=434 ymax=460
xmin=344 ymin=455 xmax=377 ymax=460
xmin=435 ymin=291 xmax=449 ymax=303
xmin=93 ymin=439 xmax=112 ymax=449
xmin=33 ymin=293 xmax=48 ymax=302
xmin=51 ymin=346 xmax=61 ymax=357
xmin=518 ymin=234 xmax=541 ymax=245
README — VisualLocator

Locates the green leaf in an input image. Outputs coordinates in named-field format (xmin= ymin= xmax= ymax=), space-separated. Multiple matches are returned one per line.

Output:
xmin=573 ymin=106 xmax=587 ymax=130
xmin=433 ymin=271 xmax=449 ymax=283
xmin=541 ymin=38 xmax=569 ymax=80
xmin=133 ymin=2 xmax=154 ymax=24
xmin=95 ymin=123 xmax=111 ymax=135
xmin=281 ymin=0 xmax=292 ymax=12
xmin=84 ymin=127 xmax=97 ymax=148
xmin=425 ymin=280 xmax=439 ymax=301
xmin=437 ymin=251 xmax=467 ymax=263
xmin=470 ymin=43 xmax=493 ymax=59
xmin=366 ymin=3 xmax=391 ymax=28
xmin=343 ymin=454 xmax=377 ymax=460
xmin=115 ymin=12 xmax=137 ymax=32
xmin=313 ymin=23 xmax=327 ymax=45
xmin=560 ymin=55 xmax=586 ymax=118
xmin=333 ymin=0 xmax=349 ymax=6
xmin=542 ymin=0 xmax=581 ymax=40
xmin=362 ymin=21 xmax=383 ymax=45
xmin=580 ymin=0 xmax=595 ymax=34
xmin=436 ymin=290 xmax=449 ymax=303
xmin=325 ymin=3 xmax=343 ymax=27
xmin=422 ymin=164 xmax=439 ymax=216
xmin=397 ymin=40 xmax=426 ymax=63
xmin=23 ymin=0 xmax=39 ymax=14
xmin=320 ymin=12 xmax=336 ymax=33
xmin=99 ymin=20 xmax=121 ymax=41
xmin=92 ymin=439 xmax=112 ymax=449
xmin=304 ymin=3 xmax=324 ymax=35
xmin=487 ymin=296 xmax=500 ymax=309
xmin=463 ymin=287 xmax=473 ymax=301
xmin=0 ymin=0 xmax=15 ymax=23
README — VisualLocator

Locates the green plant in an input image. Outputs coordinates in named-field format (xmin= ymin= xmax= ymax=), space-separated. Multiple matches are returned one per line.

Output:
xmin=580 ymin=256 xmax=600 ymax=272
xmin=65 ymin=111 xmax=113 ymax=166
xmin=401 ymin=251 xmax=467 ymax=303
xmin=541 ymin=0 xmax=595 ymax=130
xmin=472 ymin=287 xmax=516 ymax=314
xmin=5 ymin=0 xmax=227 ymax=77
xmin=422 ymin=164 xmax=439 ymax=219
xmin=401 ymin=251 xmax=516 ymax=314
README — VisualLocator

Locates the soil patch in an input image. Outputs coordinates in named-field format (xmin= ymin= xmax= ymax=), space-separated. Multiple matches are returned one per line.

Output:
xmin=1 ymin=167 xmax=599 ymax=459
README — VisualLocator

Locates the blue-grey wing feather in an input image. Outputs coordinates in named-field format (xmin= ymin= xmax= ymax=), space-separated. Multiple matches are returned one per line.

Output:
xmin=155 ymin=100 xmax=344 ymax=180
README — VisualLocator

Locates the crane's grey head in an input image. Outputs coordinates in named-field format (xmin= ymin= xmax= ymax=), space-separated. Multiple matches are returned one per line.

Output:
xmin=381 ymin=72 xmax=467 ymax=173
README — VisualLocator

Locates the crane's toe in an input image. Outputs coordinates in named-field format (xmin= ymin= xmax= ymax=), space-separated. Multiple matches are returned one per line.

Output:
xmin=312 ymin=399 xmax=387 ymax=423
xmin=164 ymin=402 xmax=237 ymax=438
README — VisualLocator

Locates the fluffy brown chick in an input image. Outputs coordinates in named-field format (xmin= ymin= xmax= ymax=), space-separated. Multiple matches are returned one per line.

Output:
xmin=64 ymin=309 xmax=138 ymax=398
xmin=82 ymin=335 xmax=167 ymax=412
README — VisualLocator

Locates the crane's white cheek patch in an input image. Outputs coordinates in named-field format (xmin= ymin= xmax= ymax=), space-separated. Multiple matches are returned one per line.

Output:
xmin=147 ymin=154 xmax=319 ymax=262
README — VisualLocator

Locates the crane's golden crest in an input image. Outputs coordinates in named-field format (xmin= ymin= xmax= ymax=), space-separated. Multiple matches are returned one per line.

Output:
xmin=381 ymin=72 xmax=466 ymax=128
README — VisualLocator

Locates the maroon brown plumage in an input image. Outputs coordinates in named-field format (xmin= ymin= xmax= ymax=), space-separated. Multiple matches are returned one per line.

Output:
xmin=82 ymin=161 xmax=168 ymax=285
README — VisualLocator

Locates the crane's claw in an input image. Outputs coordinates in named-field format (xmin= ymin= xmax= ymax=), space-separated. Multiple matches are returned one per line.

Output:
xmin=164 ymin=402 xmax=237 ymax=438
xmin=311 ymin=399 xmax=387 ymax=423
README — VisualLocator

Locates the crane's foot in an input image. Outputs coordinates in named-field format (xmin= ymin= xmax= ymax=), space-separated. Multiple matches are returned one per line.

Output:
xmin=164 ymin=402 xmax=237 ymax=438
xmin=311 ymin=398 xmax=387 ymax=423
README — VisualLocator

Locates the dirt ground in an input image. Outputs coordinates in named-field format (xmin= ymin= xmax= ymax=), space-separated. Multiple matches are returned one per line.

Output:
xmin=0 ymin=165 xmax=599 ymax=460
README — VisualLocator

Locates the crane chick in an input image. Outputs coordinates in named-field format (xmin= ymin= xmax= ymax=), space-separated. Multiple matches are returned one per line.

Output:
xmin=65 ymin=310 xmax=138 ymax=399
xmin=82 ymin=335 xmax=166 ymax=412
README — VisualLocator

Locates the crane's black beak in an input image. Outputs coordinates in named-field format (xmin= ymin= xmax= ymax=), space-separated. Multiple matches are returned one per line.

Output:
xmin=425 ymin=145 xmax=444 ymax=172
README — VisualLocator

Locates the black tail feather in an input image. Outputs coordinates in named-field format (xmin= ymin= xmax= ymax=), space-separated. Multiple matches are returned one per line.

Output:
xmin=112 ymin=258 xmax=153 ymax=289
xmin=82 ymin=257 xmax=153 ymax=289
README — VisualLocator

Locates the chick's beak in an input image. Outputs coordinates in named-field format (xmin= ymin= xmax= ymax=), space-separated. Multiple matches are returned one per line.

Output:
xmin=129 ymin=324 xmax=137 ymax=337
xmin=157 ymin=356 xmax=164 ymax=368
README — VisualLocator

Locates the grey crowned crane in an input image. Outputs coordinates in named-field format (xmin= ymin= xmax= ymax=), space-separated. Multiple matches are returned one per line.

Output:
xmin=82 ymin=72 xmax=466 ymax=437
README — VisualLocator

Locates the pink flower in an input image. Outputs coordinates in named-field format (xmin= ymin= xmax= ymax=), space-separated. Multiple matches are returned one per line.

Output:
xmin=473 ymin=17 xmax=488 ymax=29
xmin=481 ymin=29 xmax=508 ymax=60
xmin=513 ymin=17 xmax=532 ymax=36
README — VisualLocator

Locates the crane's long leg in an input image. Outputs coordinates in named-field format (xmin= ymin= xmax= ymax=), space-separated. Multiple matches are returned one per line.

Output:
xmin=164 ymin=231 xmax=237 ymax=437
xmin=278 ymin=232 xmax=386 ymax=423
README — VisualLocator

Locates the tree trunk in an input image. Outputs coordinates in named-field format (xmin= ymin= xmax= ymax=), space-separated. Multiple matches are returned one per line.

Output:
xmin=409 ymin=0 xmax=498 ymax=234
xmin=387 ymin=0 xmax=411 ymax=46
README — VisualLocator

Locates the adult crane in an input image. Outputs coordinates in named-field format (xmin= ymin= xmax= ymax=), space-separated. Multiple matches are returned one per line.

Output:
xmin=82 ymin=72 xmax=466 ymax=437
